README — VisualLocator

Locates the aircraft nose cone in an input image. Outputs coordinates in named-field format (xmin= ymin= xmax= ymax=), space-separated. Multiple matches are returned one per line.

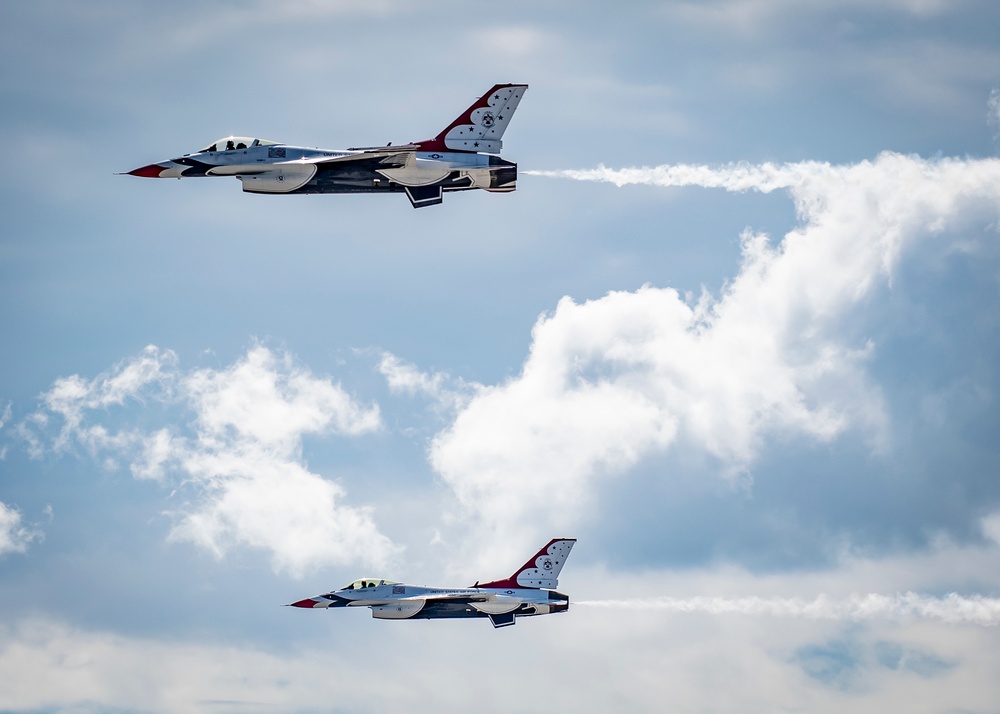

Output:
xmin=128 ymin=163 xmax=169 ymax=178
xmin=288 ymin=598 xmax=322 ymax=608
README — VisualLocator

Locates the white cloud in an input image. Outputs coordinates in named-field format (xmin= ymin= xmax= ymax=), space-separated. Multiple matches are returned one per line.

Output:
xmin=131 ymin=427 xmax=176 ymax=481
xmin=379 ymin=352 xmax=447 ymax=397
xmin=0 ymin=501 xmax=43 ymax=555
xmin=438 ymin=153 xmax=1000 ymax=558
xmin=166 ymin=450 xmax=391 ymax=576
xmin=19 ymin=345 xmax=393 ymax=576
xmin=378 ymin=352 xmax=477 ymax=413
xmin=162 ymin=350 xmax=389 ymax=575
xmin=186 ymin=346 xmax=380 ymax=452
xmin=39 ymin=344 xmax=177 ymax=456
xmin=150 ymin=347 xmax=392 ymax=576
xmin=981 ymin=510 xmax=1000 ymax=547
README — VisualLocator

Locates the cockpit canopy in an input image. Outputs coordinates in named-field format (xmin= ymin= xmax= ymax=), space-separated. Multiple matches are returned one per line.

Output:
xmin=198 ymin=136 xmax=279 ymax=153
xmin=340 ymin=578 xmax=400 ymax=591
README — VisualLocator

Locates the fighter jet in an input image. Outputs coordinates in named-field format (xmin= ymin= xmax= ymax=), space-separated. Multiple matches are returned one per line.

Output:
xmin=288 ymin=538 xmax=575 ymax=628
xmin=125 ymin=83 xmax=527 ymax=208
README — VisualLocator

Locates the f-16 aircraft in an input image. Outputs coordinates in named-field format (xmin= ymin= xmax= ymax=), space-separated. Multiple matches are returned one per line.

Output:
xmin=125 ymin=83 xmax=527 ymax=208
xmin=288 ymin=538 xmax=575 ymax=628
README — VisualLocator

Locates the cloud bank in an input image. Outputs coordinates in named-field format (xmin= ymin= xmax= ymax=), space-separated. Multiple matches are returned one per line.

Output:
xmin=16 ymin=345 xmax=393 ymax=576
xmin=438 ymin=153 xmax=1000 ymax=557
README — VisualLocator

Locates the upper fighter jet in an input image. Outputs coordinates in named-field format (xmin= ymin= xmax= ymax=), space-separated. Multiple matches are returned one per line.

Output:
xmin=288 ymin=538 xmax=575 ymax=628
xmin=125 ymin=83 xmax=526 ymax=208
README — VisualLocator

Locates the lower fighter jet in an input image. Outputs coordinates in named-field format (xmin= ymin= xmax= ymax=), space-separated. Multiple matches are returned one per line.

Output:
xmin=288 ymin=538 xmax=575 ymax=628
xmin=125 ymin=83 xmax=526 ymax=208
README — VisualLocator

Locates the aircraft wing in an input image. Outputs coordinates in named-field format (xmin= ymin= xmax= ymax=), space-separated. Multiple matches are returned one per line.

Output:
xmin=395 ymin=592 xmax=494 ymax=603
xmin=338 ymin=592 xmax=493 ymax=609
xmin=235 ymin=161 xmax=318 ymax=193
xmin=239 ymin=152 xmax=411 ymax=194
xmin=307 ymin=148 xmax=414 ymax=165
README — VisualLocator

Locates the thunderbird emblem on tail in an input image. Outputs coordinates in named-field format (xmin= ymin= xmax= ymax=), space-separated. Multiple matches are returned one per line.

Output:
xmin=124 ymin=84 xmax=527 ymax=209
xmin=288 ymin=538 xmax=576 ymax=629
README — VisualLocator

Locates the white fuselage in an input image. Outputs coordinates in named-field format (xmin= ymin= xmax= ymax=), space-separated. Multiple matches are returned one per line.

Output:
xmin=288 ymin=537 xmax=575 ymax=627
xmin=150 ymin=143 xmax=499 ymax=192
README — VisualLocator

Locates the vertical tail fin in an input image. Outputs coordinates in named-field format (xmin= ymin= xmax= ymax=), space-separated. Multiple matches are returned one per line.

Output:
xmin=478 ymin=538 xmax=576 ymax=590
xmin=414 ymin=83 xmax=528 ymax=154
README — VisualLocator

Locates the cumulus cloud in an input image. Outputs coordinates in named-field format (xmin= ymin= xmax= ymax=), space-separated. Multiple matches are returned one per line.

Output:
xmin=162 ymin=347 xmax=390 ymax=576
xmin=439 ymin=153 xmax=1000 ymax=555
xmin=0 ymin=501 xmax=43 ymax=555
xmin=187 ymin=347 xmax=379 ymax=450
xmin=18 ymin=345 xmax=393 ymax=576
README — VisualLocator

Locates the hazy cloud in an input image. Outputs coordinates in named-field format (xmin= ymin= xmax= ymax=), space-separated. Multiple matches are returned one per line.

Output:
xmin=981 ymin=510 xmax=1000 ymax=547
xmin=795 ymin=637 xmax=953 ymax=691
xmin=378 ymin=352 xmax=477 ymax=413
xmin=0 ymin=502 xmax=43 ymax=555
xmin=1 ymin=588 xmax=995 ymax=714
xmin=0 ymin=402 xmax=9 ymax=460
xmin=989 ymin=87 xmax=1000 ymax=140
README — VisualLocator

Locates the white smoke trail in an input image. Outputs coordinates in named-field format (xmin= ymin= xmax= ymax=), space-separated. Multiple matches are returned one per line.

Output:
xmin=575 ymin=593 xmax=1000 ymax=626
xmin=524 ymin=161 xmax=826 ymax=192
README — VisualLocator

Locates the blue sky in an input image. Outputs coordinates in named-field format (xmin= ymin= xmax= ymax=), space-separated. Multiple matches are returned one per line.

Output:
xmin=2 ymin=1 xmax=1000 ymax=711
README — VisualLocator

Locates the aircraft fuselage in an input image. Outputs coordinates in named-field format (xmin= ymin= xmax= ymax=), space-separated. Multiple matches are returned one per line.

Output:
xmin=126 ymin=83 xmax=527 ymax=208
xmin=131 ymin=139 xmax=516 ymax=209
xmin=289 ymin=538 xmax=576 ymax=628
xmin=296 ymin=581 xmax=569 ymax=623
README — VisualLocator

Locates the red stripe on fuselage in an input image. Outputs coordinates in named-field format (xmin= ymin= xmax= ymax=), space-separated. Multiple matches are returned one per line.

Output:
xmin=128 ymin=163 xmax=167 ymax=178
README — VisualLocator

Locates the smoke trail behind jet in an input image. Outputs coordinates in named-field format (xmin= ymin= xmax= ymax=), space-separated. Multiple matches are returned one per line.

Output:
xmin=524 ymin=162 xmax=818 ymax=192
xmin=575 ymin=593 xmax=1000 ymax=626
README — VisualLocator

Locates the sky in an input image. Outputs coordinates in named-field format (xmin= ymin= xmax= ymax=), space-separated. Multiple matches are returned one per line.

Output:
xmin=2 ymin=1 xmax=1000 ymax=712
